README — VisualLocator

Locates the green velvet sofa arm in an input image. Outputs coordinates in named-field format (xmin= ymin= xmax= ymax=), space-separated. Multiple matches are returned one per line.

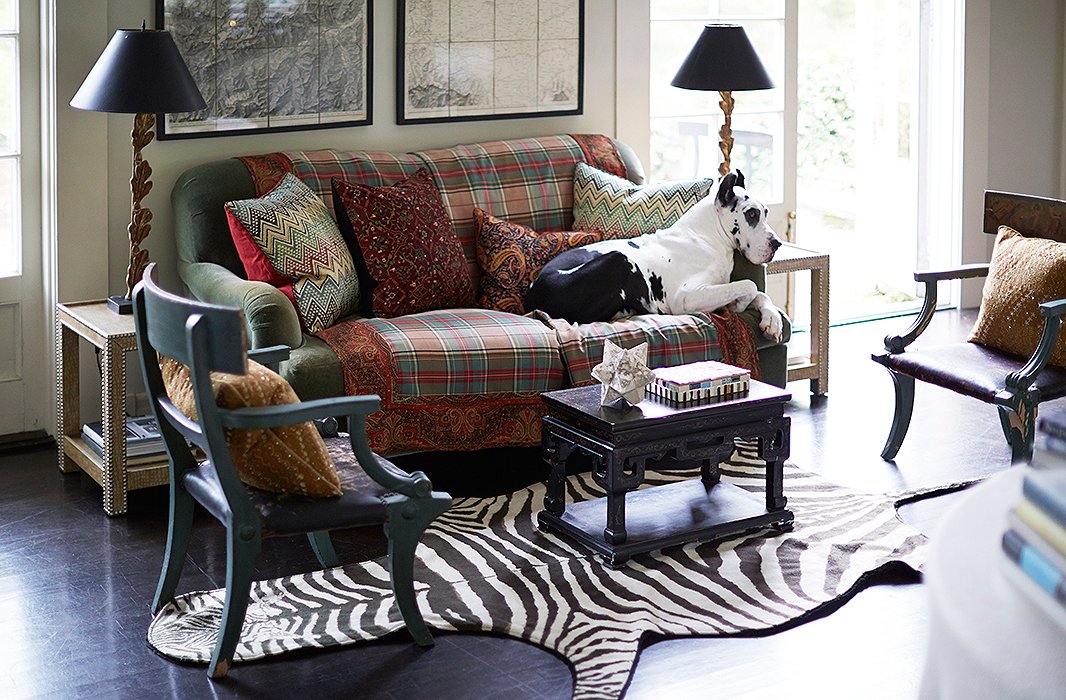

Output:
xmin=730 ymin=251 xmax=767 ymax=292
xmin=178 ymin=260 xmax=303 ymax=350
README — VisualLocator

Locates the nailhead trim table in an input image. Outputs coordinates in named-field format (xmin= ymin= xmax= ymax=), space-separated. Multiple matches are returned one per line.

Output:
xmin=56 ymin=301 xmax=168 ymax=516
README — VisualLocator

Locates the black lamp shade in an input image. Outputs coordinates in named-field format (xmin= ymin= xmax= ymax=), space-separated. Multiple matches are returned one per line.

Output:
xmin=70 ymin=29 xmax=206 ymax=114
xmin=671 ymin=24 xmax=775 ymax=92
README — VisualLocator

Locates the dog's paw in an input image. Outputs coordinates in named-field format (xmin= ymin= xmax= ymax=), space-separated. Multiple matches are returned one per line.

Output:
xmin=760 ymin=310 xmax=784 ymax=343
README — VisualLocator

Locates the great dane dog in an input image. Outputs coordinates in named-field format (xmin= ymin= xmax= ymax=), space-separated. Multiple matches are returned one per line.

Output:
xmin=525 ymin=171 xmax=785 ymax=341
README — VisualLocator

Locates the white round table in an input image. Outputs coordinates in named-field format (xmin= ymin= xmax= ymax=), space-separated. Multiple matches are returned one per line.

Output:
xmin=921 ymin=468 xmax=1066 ymax=699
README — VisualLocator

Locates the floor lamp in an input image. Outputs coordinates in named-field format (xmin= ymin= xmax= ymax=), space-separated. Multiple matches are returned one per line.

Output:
xmin=70 ymin=23 xmax=205 ymax=314
xmin=671 ymin=24 xmax=775 ymax=179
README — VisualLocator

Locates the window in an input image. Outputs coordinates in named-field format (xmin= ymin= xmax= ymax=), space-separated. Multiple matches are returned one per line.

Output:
xmin=0 ymin=0 xmax=20 ymax=277
xmin=649 ymin=0 xmax=786 ymax=204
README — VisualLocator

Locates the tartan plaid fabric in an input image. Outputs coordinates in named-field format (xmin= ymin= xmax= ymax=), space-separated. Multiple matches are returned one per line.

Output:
xmin=282 ymin=150 xmax=425 ymax=220
xmin=531 ymin=310 xmax=742 ymax=386
xmin=347 ymin=309 xmax=564 ymax=397
xmin=413 ymin=136 xmax=589 ymax=266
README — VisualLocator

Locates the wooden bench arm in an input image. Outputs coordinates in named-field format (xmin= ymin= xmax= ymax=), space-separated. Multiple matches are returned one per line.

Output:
xmin=884 ymin=264 xmax=991 ymax=353
xmin=1006 ymin=297 xmax=1066 ymax=393
xmin=913 ymin=264 xmax=989 ymax=283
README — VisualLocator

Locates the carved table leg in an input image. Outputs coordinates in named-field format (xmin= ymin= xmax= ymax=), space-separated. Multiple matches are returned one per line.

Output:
xmin=759 ymin=419 xmax=790 ymax=512
xmin=543 ymin=432 xmax=573 ymax=516
xmin=604 ymin=454 xmax=627 ymax=545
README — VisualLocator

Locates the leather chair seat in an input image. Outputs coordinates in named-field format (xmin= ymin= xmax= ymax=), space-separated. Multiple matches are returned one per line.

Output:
xmin=873 ymin=342 xmax=1066 ymax=402
xmin=184 ymin=436 xmax=391 ymax=537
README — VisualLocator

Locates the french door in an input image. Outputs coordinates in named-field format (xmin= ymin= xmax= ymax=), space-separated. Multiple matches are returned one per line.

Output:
xmin=0 ymin=0 xmax=45 ymax=437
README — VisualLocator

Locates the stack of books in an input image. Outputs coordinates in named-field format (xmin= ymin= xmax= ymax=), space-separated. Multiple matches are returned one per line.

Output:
xmin=82 ymin=415 xmax=166 ymax=463
xmin=1001 ymin=411 xmax=1066 ymax=623
xmin=646 ymin=360 xmax=750 ymax=405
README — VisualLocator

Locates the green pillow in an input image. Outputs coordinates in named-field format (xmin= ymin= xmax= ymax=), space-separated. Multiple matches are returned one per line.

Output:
xmin=571 ymin=162 xmax=714 ymax=237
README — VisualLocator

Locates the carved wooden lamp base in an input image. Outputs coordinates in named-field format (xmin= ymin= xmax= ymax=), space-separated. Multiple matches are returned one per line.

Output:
xmin=109 ymin=111 xmax=155 ymax=315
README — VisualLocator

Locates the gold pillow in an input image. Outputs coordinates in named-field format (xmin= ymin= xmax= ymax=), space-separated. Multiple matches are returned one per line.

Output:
xmin=160 ymin=357 xmax=342 ymax=497
xmin=969 ymin=226 xmax=1066 ymax=367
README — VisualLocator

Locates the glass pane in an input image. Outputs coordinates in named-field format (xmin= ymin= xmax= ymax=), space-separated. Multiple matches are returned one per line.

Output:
xmin=650 ymin=115 xmax=722 ymax=181
xmin=650 ymin=0 xmax=714 ymax=20
xmin=0 ymin=158 xmax=19 ymax=276
xmin=730 ymin=111 xmax=783 ymax=204
xmin=0 ymin=38 xmax=16 ymax=155
xmin=797 ymin=0 xmax=921 ymax=322
xmin=718 ymin=0 xmax=785 ymax=19
xmin=0 ymin=0 xmax=16 ymax=32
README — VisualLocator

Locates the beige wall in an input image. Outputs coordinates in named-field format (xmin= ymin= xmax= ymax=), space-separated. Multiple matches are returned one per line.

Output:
xmin=56 ymin=0 xmax=618 ymax=298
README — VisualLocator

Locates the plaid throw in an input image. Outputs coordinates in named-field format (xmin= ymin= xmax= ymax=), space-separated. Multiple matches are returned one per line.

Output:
xmin=324 ymin=309 xmax=564 ymax=397
xmin=532 ymin=310 xmax=761 ymax=386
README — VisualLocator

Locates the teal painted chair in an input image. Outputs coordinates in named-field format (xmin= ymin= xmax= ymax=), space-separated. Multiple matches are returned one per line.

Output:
xmin=132 ymin=264 xmax=451 ymax=678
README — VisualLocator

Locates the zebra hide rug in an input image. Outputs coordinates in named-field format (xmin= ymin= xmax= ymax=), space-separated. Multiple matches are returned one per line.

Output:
xmin=148 ymin=446 xmax=954 ymax=699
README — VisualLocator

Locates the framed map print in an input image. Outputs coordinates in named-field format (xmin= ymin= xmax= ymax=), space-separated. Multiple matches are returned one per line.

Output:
xmin=156 ymin=0 xmax=372 ymax=139
xmin=397 ymin=0 xmax=584 ymax=124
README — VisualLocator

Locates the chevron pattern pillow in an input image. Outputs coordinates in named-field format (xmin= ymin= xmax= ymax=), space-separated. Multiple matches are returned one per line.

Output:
xmin=226 ymin=173 xmax=359 ymax=333
xmin=572 ymin=162 xmax=714 ymax=237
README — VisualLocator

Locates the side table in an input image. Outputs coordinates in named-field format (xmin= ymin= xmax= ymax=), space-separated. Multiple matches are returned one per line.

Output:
xmin=767 ymin=243 xmax=829 ymax=396
xmin=56 ymin=301 xmax=169 ymax=516
xmin=538 ymin=381 xmax=793 ymax=566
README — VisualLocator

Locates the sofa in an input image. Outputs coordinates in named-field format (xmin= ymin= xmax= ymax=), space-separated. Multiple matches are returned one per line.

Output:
xmin=173 ymin=134 xmax=791 ymax=456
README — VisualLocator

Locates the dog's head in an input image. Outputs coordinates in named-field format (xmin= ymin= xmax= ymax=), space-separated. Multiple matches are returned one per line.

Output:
xmin=714 ymin=171 xmax=782 ymax=264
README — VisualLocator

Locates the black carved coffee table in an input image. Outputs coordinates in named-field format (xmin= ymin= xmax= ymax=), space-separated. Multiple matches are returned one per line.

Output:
xmin=538 ymin=380 xmax=793 ymax=566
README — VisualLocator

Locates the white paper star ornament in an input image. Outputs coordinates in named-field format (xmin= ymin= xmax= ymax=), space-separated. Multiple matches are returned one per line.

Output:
xmin=591 ymin=340 xmax=656 ymax=408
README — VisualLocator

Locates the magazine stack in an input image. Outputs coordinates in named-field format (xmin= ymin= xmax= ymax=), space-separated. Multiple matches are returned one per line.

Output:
xmin=81 ymin=415 xmax=165 ymax=463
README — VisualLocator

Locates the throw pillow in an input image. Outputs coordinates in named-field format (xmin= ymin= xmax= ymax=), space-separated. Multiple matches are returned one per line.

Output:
xmin=474 ymin=208 xmax=603 ymax=314
xmin=225 ymin=173 xmax=359 ymax=334
xmin=332 ymin=168 xmax=474 ymax=318
xmin=969 ymin=225 xmax=1066 ymax=367
xmin=161 ymin=356 xmax=342 ymax=498
xmin=572 ymin=162 xmax=714 ymax=237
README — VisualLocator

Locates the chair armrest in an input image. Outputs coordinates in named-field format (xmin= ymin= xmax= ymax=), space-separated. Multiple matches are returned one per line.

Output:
xmin=218 ymin=395 xmax=432 ymax=498
xmin=179 ymin=261 xmax=303 ymax=350
xmin=913 ymin=264 xmax=989 ymax=283
xmin=1006 ymin=297 xmax=1066 ymax=393
xmin=247 ymin=345 xmax=291 ymax=371
xmin=217 ymin=395 xmax=381 ymax=429
xmin=884 ymin=264 xmax=990 ymax=353
xmin=730 ymin=251 xmax=766 ymax=292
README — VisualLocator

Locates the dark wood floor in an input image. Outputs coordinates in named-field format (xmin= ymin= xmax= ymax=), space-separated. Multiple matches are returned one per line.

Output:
xmin=0 ymin=308 xmax=1029 ymax=699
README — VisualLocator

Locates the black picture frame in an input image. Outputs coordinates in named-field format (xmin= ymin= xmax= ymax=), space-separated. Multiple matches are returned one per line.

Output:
xmin=396 ymin=0 xmax=584 ymax=125
xmin=155 ymin=0 xmax=373 ymax=140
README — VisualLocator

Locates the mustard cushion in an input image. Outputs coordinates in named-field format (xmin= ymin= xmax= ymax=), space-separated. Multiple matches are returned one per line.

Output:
xmin=161 ymin=356 xmax=342 ymax=497
xmin=969 ymin=226 xmax=1066 ymax=368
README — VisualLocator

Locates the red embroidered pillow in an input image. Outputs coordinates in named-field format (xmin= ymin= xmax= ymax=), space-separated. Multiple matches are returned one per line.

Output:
xmin=474 ymin=208 xmax=603 ymax=315
xmin=332 ymin=169 xmax=475 ymax=318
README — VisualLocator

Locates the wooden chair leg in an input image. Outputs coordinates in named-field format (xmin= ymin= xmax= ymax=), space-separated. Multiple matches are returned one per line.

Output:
xmin=385 ymin=495 xmax=450 ymax=647
xmin=152 ymin=484 xmax=196 ymax=613
xmin=307 ymin=531 xmax=339 ymax=568
xmin=998 ymin=400 xmax=1037 ymax=464
xmin=208 ymin=529 xmax=260 ymax=680
xmin=881 ymin=370 xmax=915 ymax=461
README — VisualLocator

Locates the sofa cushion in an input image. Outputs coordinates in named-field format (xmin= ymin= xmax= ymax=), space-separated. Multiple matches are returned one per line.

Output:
xmin=225 ymin=173 xmax=360 ymax=333
xmin=531 ymin=310 xmax=761 ymax=386
xmin=332 ymin=168 xmax=475 ymax=318
xmin=474 ymin=208 xmax=603 ymax=315
xmin=320 ymin=309 xmax=565 ymax=397
xmin=572 ymin=162 xmax=714 ymax=237
xmin=969 ymin=225 xmax=1066 ymax=367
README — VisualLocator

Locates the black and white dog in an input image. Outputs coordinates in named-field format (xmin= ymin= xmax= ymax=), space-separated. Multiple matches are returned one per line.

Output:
xmin=525 ymin=171 xmax=785 ymax=341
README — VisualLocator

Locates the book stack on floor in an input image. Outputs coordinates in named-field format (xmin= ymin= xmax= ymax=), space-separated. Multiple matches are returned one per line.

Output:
xmin=1001 ymin=410 xmax=1066 ymax=625
xmin=81 ymin=415 xmax=165 ymax=463
xmin=647 ymin=360 xmax=750 ymax=405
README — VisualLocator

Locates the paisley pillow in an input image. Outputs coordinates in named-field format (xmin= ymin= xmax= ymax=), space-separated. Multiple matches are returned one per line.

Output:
xmin=474 ymin=208 xmax=602 ymax=315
